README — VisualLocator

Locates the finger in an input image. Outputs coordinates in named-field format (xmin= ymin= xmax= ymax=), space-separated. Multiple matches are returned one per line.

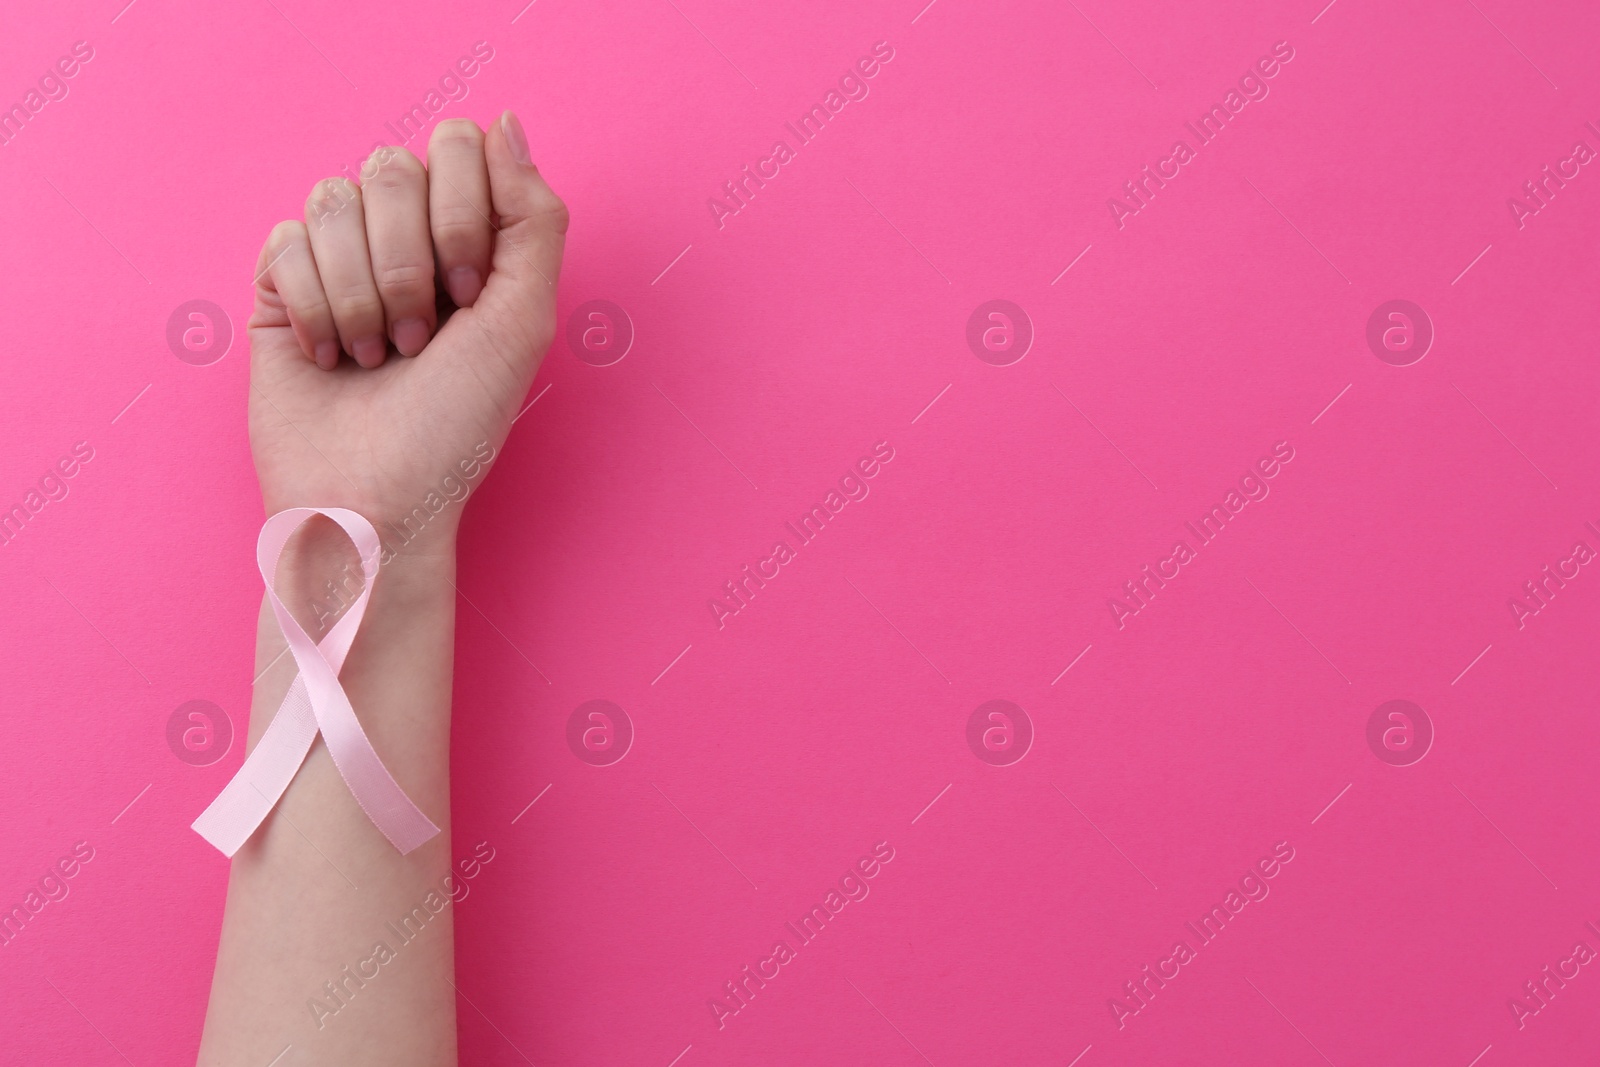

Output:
xmin=254 ymin=220 xmax=340 ymax=370
xmin=304 ymin=178 xmax=388 ymax=368
xmin=474 ymin=110 xmax=568 ymax=371
xmin=359 ymin=146 xmax=436 ymax=357
xmin=426 ymin=119 xmax=493 ymax=308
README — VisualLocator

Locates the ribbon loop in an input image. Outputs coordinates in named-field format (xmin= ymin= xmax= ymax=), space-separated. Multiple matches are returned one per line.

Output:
xmin=192 ymin=508 xmax=440 ymax=856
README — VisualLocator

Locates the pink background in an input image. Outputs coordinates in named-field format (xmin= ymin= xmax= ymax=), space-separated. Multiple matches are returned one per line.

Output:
xmin=3 ymin=0 xmax=1599 ymax=1063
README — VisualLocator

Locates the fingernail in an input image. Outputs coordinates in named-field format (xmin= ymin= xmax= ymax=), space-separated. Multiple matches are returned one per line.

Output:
xmin=447 ymin=266 xmax=483 ymax=306
xmin=502 ymin=110 xmax=531 ymax=166
xmin=393 ymin=318 xmax=431 ymax=357
xmin=353 ymin=335 xmax=387 ymax=368
xmin=314 ymin=338 xmax=339 ymax=370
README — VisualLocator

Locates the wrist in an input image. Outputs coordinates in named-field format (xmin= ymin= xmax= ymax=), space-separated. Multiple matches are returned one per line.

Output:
xmin=260 ymin=493 xmax=463 ymax=554
xmin=254 ymin=441 xmax=498 ymax=562
xmin=271 ymin=513 xmax=457 ymax=641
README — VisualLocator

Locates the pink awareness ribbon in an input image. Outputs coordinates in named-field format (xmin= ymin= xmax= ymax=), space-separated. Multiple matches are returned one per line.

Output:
xmin=191 ymin=507 xmax=440 ymax=856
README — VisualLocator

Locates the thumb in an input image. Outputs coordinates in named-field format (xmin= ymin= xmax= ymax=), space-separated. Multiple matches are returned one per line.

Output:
xmin=470 ymin=110 xmax=568 ymax=374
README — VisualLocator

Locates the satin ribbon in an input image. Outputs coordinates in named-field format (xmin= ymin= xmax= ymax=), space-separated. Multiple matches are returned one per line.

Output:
xmin=192 ymin=507 xmax=440 ymax=856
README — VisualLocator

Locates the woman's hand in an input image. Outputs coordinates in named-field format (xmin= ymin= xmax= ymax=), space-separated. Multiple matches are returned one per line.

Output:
xmin=246 ymin=111 xmax=567 ymax=544
xmin=200 ymin=113 xmax=566 ymax=1067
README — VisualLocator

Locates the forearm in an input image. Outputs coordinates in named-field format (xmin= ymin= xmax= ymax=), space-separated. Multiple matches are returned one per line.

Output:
xmin=198 ymin=519 xmax=459 ymax=1066
xmin=206 ymin=109 xmax=562 ymax=1063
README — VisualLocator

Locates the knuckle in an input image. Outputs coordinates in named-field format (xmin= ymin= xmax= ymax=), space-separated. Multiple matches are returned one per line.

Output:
xmin=266 ymin=219 xmax=305 ymax=248
xmin=375 ymin=261 xmax=434 ymax=296
xmin=307 ymin=178 xmax=357 ymax=209
xmin=523 ymin=180 xmax=571 ymax=234
xmin=329 ymin=288 xmax=385 ymax=324
xmin=431 ymin=118 xmax=483 ymax=150
xmin=543 ymin=195 xmax=571 ymax=235
xmin=431 ymin=215 xmax=488 ymax=249
xmin=262 ymin=220 xmax=306 ymax=263
xmin=361 ymin=149 xmax=423 ymax=193
xmin=305 ymin=178 xmax=359 ymax=223
xmin=295 ymin=295 xmax=335 ymax=328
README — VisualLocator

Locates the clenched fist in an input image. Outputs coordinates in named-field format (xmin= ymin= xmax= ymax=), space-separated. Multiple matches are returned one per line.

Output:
xmin=246 ymin=111 xmax=567 ymax=541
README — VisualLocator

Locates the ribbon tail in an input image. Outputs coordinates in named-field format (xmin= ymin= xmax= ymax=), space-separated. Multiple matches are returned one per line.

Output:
xmin=319 ymin=706 xmax=443 ymax=854
xmin=190 ymin=674 xmax=319 ymax=856
xmin=298 ymin=632 xmax=441 ymax=853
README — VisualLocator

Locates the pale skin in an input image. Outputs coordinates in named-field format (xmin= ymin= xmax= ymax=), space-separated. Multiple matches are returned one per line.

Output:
xmin=196 ymin=112 xmax=567 ymax=1066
